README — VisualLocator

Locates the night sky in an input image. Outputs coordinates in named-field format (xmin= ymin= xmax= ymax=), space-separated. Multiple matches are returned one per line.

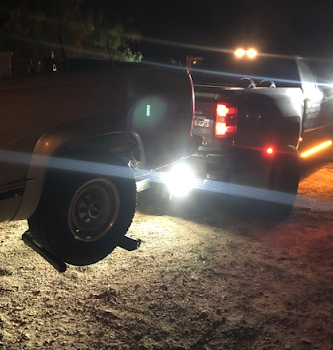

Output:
xmin=112 ymin=0 xmax=333 ymax=63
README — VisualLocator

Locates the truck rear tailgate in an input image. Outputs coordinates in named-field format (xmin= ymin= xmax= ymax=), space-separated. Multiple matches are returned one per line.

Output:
xmin=193 ymin=101 xmax=215 ymax=149
xmin=193 ymin=87 xmax=239 ymax=152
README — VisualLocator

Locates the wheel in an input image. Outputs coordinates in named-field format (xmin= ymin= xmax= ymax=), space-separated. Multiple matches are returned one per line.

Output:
xmin=28 ymin=149 xmax=137 ymax=266
xmin=258 ymin=145 xmax=300 ymax=218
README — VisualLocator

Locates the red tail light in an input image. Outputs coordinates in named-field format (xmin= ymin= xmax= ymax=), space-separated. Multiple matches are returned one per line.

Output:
xmin=215 ymin=103 xmax=237 ymax=138
xmin=266 ymin=147 xmax=274 ymax=155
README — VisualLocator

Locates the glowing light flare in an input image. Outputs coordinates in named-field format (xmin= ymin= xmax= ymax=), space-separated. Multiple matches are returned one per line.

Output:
xmin=164 ymin=164 xmax=195 ymax=197
xmin=301 ymin=140 xmax=332 ymax=158
xmin=132 ymin=96 xmax=167 ymax=130
xmin=247 ymin=48 xmax=257 ymax=58
xmin=266 ymin=147 xmax=274 ymax=155
xmin=215 ymin=103 xmax=237 ymax=138
xmin=234 ymin=49 xmax=246 ymax=58
xmin=146 ymin=104 xmax=151 ymax=117
xmin=215 ymin=122 xmax=228 ymax=136
xmin=216 ymin=104 xmax=229 ymax=117
xmin=235 ymin=48 xmax=258 ymax=59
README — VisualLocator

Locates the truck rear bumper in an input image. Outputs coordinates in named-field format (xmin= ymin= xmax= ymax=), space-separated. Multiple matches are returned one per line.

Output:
xmin=135 ymin=134 xmax=203 ymax=193
xmin=186 ymin=148 xmax=273 ymax=191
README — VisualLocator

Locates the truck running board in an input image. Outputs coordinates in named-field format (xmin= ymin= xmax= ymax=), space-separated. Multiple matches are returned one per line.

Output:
xmin=22 ymin=231 xmax=142 ymax=273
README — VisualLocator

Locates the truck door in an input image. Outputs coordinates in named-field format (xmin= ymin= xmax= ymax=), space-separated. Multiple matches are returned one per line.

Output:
xmin=296 ymin=58 xmax=323 ymax=131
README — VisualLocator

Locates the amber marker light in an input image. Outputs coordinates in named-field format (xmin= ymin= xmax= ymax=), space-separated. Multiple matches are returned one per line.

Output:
xmin=300 ymin=140 xmax=332 ymax=158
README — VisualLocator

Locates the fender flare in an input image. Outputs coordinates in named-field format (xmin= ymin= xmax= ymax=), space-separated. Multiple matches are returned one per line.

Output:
xmin=14 ymin=125 xmax=145 ymax=221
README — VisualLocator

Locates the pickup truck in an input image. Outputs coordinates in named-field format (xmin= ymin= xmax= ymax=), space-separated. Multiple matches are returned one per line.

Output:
xmin=186 ymin=54 xmax=333 ymax=217
xmin=0 ymin=58 xmax=199 ymax=270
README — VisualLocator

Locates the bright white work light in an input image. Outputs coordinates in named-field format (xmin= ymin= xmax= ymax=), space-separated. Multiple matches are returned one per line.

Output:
xmin=164 ymin=163 xmax=195 ymax=197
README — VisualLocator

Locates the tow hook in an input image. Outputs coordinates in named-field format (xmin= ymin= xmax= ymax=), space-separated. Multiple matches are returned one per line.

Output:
xmin=22 ymin=231 xmax=142 ymax=273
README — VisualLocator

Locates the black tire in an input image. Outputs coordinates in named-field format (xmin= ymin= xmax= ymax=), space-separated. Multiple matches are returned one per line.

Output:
xmin=28 ymin=149 xmax=137 ymax=266
xmin=257 ymin=145 xmax=300 ymax=218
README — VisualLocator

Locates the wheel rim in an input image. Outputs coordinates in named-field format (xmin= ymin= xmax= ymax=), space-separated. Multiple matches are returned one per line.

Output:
xmin=68 ymin=178 xmax=120 ymax=242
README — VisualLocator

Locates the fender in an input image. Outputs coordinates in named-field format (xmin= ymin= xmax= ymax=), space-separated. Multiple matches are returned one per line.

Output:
xmin=14 ymin=116 xmax=145 ymax=221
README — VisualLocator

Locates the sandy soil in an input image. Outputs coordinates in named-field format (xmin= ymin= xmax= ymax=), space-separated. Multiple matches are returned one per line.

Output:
xmin=0 ymin=160 xmax=333 ymax=350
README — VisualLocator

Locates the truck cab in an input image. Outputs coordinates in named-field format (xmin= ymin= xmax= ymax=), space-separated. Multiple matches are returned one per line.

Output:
xmin=187 ymin=54 xmax=333 ymax=216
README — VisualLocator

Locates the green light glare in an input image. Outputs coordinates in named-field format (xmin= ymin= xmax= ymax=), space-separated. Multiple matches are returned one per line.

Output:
xmin=132 ymin=96 xmax=168 ymax=130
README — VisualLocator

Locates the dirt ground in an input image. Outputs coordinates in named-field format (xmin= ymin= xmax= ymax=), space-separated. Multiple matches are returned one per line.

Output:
xmin=1 ymin=160 xmax=333 ymax=350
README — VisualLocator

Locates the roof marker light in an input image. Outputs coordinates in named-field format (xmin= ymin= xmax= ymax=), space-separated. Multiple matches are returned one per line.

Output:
xmin=247 ymin=49 xmax=258 ymax=58
xmin=235 ymin=49 xmax=246 ymax=58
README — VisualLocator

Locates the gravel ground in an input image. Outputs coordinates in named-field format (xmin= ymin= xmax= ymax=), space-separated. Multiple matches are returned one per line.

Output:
xmin=0 ymin=160 xmax=332 ymax=350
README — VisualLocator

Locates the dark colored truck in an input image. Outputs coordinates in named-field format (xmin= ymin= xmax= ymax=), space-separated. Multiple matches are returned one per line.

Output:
xmin=0 ymin=59 xmax=199 ymax=270
xmin=187 ymin=54 xmax=333 ymax=216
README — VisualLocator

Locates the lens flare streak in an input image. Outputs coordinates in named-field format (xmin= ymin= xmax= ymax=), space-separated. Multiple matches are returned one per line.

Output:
xmin=0 ymin=150 xmax=332 ymax=212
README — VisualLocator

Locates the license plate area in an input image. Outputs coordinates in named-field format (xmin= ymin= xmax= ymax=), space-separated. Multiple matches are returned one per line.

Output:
xmin=193 ymin=115 xmax=211 ymax=128
xmin=192 ymin=115 xmax=213 ymax=148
